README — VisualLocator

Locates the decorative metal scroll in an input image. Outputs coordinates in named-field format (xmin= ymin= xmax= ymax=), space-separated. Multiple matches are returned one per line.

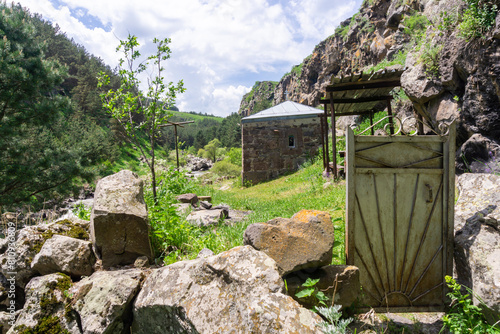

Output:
xmin=357 ymin=116 xmax=454 ymax=137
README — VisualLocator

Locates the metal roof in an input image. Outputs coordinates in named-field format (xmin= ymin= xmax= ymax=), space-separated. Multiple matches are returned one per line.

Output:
xmin=241 ymin=101 xmax=322 ymax=123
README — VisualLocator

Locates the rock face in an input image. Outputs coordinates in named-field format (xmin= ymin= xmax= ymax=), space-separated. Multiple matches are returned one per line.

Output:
xmin=238 ymin=81 xmax=278 ymax=117
xmin=91 ymin=170 xmax=152 ymax=268
xmin=69 ymin=269 xmax=145 ymax=334
xmin=454 ymin=173 xmax=500 ymax=324
xmin=31 ymin=235 xmax=95 ymax=277
xmin=243 ymin=210 xmax=335 ymax=275
xmin=132 ymin=246 xmax=322 ymax=333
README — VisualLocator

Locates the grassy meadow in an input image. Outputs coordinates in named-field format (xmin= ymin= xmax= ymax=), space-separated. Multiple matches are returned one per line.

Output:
xmin=146 ymin=158 xmax=347 ymax=265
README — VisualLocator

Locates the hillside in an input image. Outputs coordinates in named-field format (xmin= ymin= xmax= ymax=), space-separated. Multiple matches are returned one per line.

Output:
xmin=240 ymin=0 xmax=500 ymax=167
xmin=160 ymin=111 xmax=240 ymax=151
xmin=238 ymin=81 xmax=278 ymax=117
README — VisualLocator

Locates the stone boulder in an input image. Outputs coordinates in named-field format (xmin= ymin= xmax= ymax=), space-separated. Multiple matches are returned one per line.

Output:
xmin=7 ymin=273 xmax=80 ymax=334
xmin=132 ymin=246 xmax=322 ymax=333
xmin=456 ymin=134 xmax=494 ymax=173
xmin=176 ymin=193 xmax=199 ymax=205
xmin=284 ymin=265 xmax=360 ymax=310
xmin=454 ymin=173 xmax=500 ymax=324
xmin=91 ymin=170 xmax=152 ymax=268
xmin=186 ymin=209 xmax=227 ymax=227
xmin=0 ymin=218 xmax=90 ymax=289
xmin=243 ymin=210 xmax=335 ymax=275
xmin=69 ymin=269 xmax=145 ymax=334
xmin=31 ymin=235 xmax=95 ymax=277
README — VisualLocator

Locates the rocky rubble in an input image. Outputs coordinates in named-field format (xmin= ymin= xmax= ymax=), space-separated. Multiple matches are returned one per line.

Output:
xmin=183 ymin=155 xmax=213 ymax=172
xmin=175 ymin=193 xmax=251 ymax=226
xmin=2 ymin=170 xmax=498 ymax=332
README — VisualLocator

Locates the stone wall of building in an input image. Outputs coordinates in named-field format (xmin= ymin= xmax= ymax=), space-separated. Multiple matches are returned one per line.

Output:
xmin=242 ymin=116 xmax=322 ymax=185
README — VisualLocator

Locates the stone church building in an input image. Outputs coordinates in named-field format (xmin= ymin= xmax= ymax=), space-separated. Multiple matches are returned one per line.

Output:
xmin=241 ymin=101 xmax=323 ymax=185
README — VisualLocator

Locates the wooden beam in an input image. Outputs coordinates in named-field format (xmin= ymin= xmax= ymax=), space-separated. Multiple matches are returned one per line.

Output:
xmin=158 ymin=120 xmax=195 ymax=169
xmin=387 ymin=97 xmax=394 ymax=135
xmin=320 ymin=96 xmax=393 ymax=104
xmin=325 ymin=79 xmax=401 ymax=92
xmin=329 ymin=92 xmax=337 ymax=178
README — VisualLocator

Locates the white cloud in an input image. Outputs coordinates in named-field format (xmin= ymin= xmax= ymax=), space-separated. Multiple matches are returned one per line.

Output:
xmin=17 ymin=0 xmax=362 ymax=117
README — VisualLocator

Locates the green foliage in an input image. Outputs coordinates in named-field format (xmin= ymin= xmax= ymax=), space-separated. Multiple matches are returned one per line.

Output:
xmin=336 ymin=13 xmax=374 ymax=42
xmin=227 ymin=147 xmax=242 ymax=166
xmin=98 ymin=35 xmax=185 ymax=202
xmin=335 ymin=24 xmax=350 ymax=40
xmin=437 ymin=9 xmax=460 ymax=35
xmin=159 ymin=111 xmax=232 ymax=151
xmin=441 ymin=276 xmax=499 ymax=333
xmin=291 ymin=63 xmax=304 ymax=77
xmin=403 ymin=12 xmax=430 ymax=37
xmin=72 ymin=202 xmax=91 ymax=220
xmin=316 ymin=305 xmax=353 ymax=334
xmin=0 ymin=3 xmax=117 ymax=207
xmin=203 ymin=138 xmax=222 ymax=162
xmin=363 ymin=49 xmax=408 ymax=73
xmin=145 ymin=167 xmax=245 ymax=264
xmin=418 ymin=43 xmax=443 ymax=79
xmin=295 ymin=277 xmax=329 ymax=308
xmin=211 ymin=160 xmax=241 ymax=178
xmin=458 ymin=0 xmax=498 ymax=41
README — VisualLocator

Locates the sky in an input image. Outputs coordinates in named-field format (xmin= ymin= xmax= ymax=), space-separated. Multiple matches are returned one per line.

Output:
xmin=18 ymin=0 xmax=362 ymax=117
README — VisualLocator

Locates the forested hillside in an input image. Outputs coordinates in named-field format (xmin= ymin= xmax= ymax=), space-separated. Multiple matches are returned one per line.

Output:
xmin=0 ymin=3 xmax=121 ymax=207
xmin=0 ymin=4 xmax=242 ymax=209
xmin=161 ymin=111 xmax=241 ymax=151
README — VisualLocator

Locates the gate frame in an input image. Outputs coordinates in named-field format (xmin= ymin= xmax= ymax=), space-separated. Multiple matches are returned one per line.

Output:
xmin=345 ymin=121 xmax=456 ymax=312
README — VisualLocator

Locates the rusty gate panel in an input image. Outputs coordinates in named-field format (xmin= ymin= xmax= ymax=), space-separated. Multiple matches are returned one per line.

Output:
xmin=346 ymin=123 xmax=455 ymax=312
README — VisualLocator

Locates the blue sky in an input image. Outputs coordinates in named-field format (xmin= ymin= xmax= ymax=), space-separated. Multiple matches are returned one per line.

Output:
xmin=18 ymin=0 xmax=362 ymax=117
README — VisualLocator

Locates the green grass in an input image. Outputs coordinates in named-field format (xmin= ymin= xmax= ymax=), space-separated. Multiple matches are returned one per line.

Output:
xmin=105 ymin=134 xmax=168 ymax=176
xmin=146 ymin=158 xmax=347 ymax=265
xmin=169 ymin=110 xmax=223 ymax=123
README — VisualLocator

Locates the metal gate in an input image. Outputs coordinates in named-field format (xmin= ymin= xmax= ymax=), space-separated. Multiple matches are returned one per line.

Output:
xmin=346 ymin=121 xmax=455 ymax=311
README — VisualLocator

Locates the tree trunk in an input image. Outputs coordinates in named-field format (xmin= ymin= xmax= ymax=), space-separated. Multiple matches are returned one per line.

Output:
xmin=151 ymin=138 xmax=157 ymax=204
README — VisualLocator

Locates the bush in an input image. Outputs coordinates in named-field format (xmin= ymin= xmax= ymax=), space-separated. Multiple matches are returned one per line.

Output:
xmin=227 ymin=147 xmax=242 ymax=166
xmin=442 ymin=276 xmax=499 ymax=333
xmin=211 ymin=160 xmax=241 ymax=178
xmin=418 ymin=42 xmax=443 ymax=79
xmin=459 ymin=0 xmax=498 ymax=41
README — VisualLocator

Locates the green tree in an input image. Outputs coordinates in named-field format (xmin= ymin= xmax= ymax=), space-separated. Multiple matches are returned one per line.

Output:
xmin=203 ymin=138 xmax=221 ymax=162
xmin=98 ymin=35 xmax=185 ymax=202
xmin=0 ymin=4 xmax=115 ymax=206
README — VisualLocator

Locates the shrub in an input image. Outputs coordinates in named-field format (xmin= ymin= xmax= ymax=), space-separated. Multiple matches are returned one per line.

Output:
xmin=459 ymin=0 xmax=498 ymax=41
xmin=441 ymin=276 xmax=499 ymax=333
xmin=211 ymin=160 xmax=241 ymax=178
xmin=418 ymin=42 xmax=443 ymax=79
xmin=227 ymin=147 xmax=242 ymax=166
xmin=403 ymin=12 xmax=430 ymax=46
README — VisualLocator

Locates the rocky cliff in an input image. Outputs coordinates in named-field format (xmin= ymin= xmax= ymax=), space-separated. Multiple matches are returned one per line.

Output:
xmin=238 ymin=81 xmax=278 ymax=117
xmin=240 ymin=0 xmax=500 ymax=166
